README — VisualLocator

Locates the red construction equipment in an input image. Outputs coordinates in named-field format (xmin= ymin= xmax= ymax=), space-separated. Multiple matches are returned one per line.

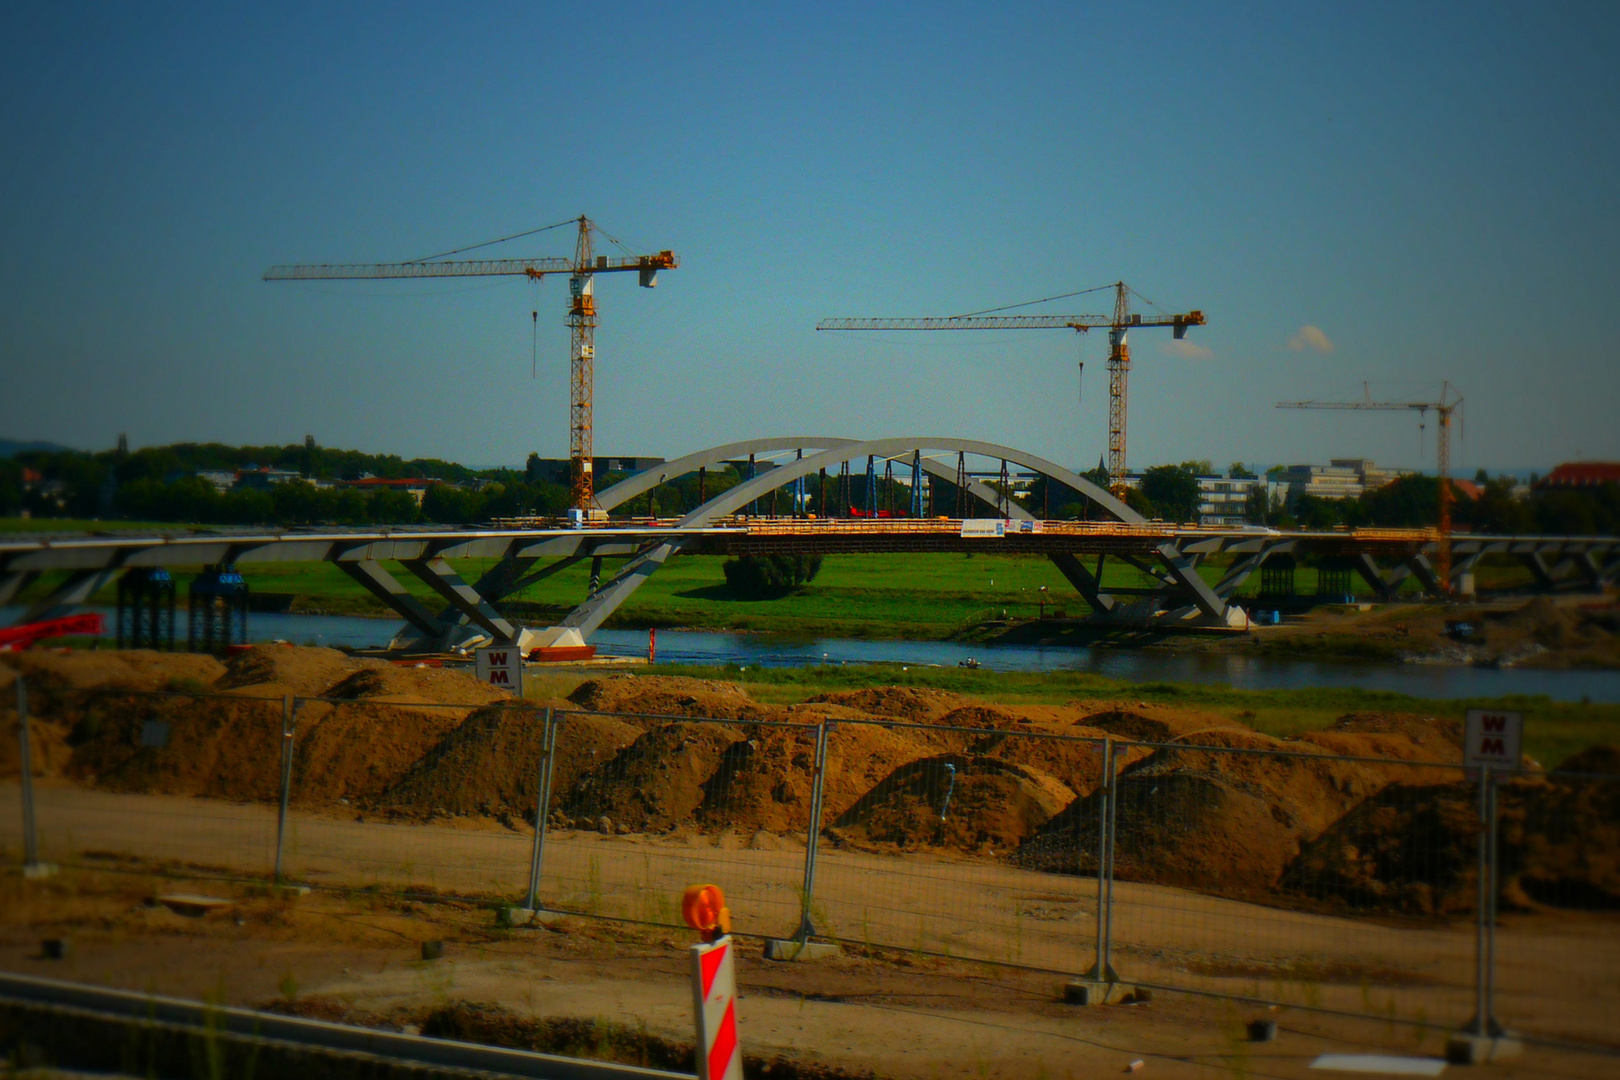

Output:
xmin=0 ymin=613 xmax=106 ymax=651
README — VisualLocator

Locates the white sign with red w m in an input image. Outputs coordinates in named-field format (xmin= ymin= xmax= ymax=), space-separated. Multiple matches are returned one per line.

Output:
xmin=475 ymin=647 xmax=524 ymax=695
xmin=1464 ymin=708 xmax=1522 ymax=770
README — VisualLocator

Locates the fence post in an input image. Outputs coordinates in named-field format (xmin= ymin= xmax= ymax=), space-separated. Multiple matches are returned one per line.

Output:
xmin=523 ymin=707 xmax=558 ymax=913
xmin=1448 ymin=763 xmax=1520 ymax=1063
xmin=795 ymin=720 xmax=830 ymax=943
xmin=1073 ymin=737 xmax=1118 ymax=1001
xmin=15 ymin=678 xmax=54 ymax=878
xmin=273 ymin=694 xmax=297 ymax=886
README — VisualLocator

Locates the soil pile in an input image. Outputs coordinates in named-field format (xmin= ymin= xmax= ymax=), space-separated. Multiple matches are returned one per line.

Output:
xmin=64 ymin=691 xmax=288 ymax=799
xmin=378 ymin=706 xmax=642 ymax=820
xmin=214 ymin=646 xmax=363 ymax=697
xmin=963 ymin=726 xmax=1110 ymax=796
xmin=1 ymin=648 xmax=227 ymax=696
xmin=1283 ymin=759 xmax=1620 ymax=915
xmin=1019 ymin=728 xmax=1456 ymax=892
xmin=806 ymin=687 xmax=977 ymax=724
xmin=830 ymin=755 xmax=1074 ymax=853
xmin=568 ymin=675 xmax=779 ymax=722
xmin=0 ymin=713 xmax=74 ymax=780
xmin=695 ymin=724 xmax=822 ymax=833
xmin=560 ymin=721 xmax=750 ymax=832
xmin=9 ymin=645 xmax=503 ymax=803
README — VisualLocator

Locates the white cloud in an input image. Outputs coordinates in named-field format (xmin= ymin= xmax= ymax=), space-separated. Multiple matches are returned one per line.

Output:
xmin=1287 ymin=325 xmax=1334 ymax=353
xmin=1160 ymin=339 xmax=1213 ymax=360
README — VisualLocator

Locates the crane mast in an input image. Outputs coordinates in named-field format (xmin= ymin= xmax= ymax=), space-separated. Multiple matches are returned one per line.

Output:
xmin=1277 ymin=382 xmax=1464 ymax=591
xmin=1106 ymin=283 xmax=1132 ymax=498
xmin=265 ymin=215 xmax=677 ymax=512
xmin=818 ymin=282 xmax=1204 ymax=499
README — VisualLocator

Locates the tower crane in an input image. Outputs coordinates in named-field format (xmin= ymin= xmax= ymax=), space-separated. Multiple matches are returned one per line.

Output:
xmin=1277 ymin=381 xmax=1464 ymax=591
xmin=817 ymin=282 xmax=1205 ymax=497
xmin=265 ymin=215 xmax=677 ymax=511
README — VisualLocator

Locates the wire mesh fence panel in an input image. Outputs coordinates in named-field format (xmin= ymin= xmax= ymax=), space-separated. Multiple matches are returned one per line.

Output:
xmin=1490 ymin=765 xmax=1620 ymax=1052
xmin=20 ymin=689 xmax=285 ymax=881
xmin=535 ymin=710 xmax=818 ymax=940
xmin=274 ymin=697 xmax=545 ymax=902
xmin=813 ymin=721 xmax=1106 ymax=970
xmin=1082 ymin=740 xmax=1484 ymax=1031
xmin=1 ymin=694 xmax=27 ymax=863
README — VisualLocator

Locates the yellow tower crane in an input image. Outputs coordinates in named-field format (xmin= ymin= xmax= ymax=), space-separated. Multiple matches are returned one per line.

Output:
xmin=817 ymin=282 xmax=1205 ymax=497
xmin=265 ymin=216 xmax=677 ymax=511
xmin=1277 ymin=381 xmax=1464 ymax=591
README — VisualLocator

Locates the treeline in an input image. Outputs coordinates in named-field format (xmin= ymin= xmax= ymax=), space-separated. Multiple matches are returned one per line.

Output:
xmin=1276 ymin=473 xmax=1620 ymax=535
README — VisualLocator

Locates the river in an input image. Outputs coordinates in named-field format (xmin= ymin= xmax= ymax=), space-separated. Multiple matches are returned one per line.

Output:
xmin=7 ymin=606 xmax=1619 ymax=704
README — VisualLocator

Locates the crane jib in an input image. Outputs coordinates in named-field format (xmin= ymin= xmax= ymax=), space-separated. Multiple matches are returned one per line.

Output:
xmin=263 ymin=252 xmax=678 ymax=281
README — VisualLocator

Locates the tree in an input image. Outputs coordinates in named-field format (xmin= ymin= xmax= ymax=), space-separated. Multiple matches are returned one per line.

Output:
xmin=1229 ymin=462 xmax=1257 ymax=479
xmin=721 ymin=553 xmax=824 ymax=598
xmin=1140 ymin=464 xmax=1201 ymax=523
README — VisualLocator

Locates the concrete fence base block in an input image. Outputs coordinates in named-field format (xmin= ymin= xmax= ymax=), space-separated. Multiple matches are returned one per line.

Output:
xmin=1446 ymin=1032 xmax=1523 ymax=1065
xmin=1064 ymin=980 xmax=1134 ymax=1006
xmin=499 ymin=907 xmax=563 ymax=928
xmin=21 ymin=863 xmax=58 ymax=880
xmin=763 ymin=939 xmax=842 ymax=962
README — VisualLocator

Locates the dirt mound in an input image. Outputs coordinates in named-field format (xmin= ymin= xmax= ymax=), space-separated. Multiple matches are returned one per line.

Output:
xmin=696 ymin=725 xmax=824 ymax=833
xmin=1 ymin=649 xmax=226 ymax=694
xmin=291 ymin=700 xmax=471 ymax=805
xmin=64 ymin=692 xmax=288 ymax=800
xmin=560 ymin=721 xmax=750 ymax=832
xmin=320 ymin=664 xmax=508 ymax=708
xmin=806 ymin=687 xmax=977 ymax=723
xmin=47 ymin=645 xmax=496 ymax=804
xmin=1283 ymin=772 xmax=1620 ymax=914
xmin=1072 ymin=710 xmax=1178 ymax=743
xmin=1019 ymin=728 xmax=1455 ymax=892
xmin=1556 ymin=745 xmax=1620 ymax=775
xmin=831 ymin=755 xmax=1074 ymax=853
xmin=0 ymin=715 xmax=73 ymax=780
xmin=963 ymin=726 xmax=1110 ymax=795
xmin=214 ymin=645 xmax=365 ymax=696
xmin=1319 ymin=712 xmax=1463 ymax=752
xmin=567 ymin=675 xmax=777 ymax=722
xmin=379 ymin=706 xmax=641 ymax=820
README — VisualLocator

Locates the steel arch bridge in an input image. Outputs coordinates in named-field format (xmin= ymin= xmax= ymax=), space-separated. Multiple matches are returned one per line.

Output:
xmin=4 ymin=436 xmax=1616 ymax=653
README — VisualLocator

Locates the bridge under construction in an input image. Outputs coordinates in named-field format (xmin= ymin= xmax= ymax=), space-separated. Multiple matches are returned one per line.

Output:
xmin=3 ymin=436 xmax=1617 ymax=654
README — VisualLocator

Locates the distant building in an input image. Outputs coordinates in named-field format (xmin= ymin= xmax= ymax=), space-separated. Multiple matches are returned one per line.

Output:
xmin=196 ymin=471 xmax=238 ymax=495
xmin=1538 ymin=462 xmax=1620 ymax=489
xmin=231 ymin=467 xmax=304 ymax=491
xmin=1278 ymin=459 xmax=1395 ymax=506
xmin=1114 ymin=470 xmax=1262 ymax=526
xmin=337 ymin=475 xmax=438 ymax=506
xmin=1196 ymin=474 xmax=1262 ymax=527
xmin=525 ymin=456 xmax=666 ymax=486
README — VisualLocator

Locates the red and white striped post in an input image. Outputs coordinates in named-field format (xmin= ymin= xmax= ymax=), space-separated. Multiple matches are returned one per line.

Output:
xmin=684 ymin=884 xmax=742 ymax=1080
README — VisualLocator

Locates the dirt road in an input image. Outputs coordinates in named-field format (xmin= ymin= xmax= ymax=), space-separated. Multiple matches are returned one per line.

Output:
xmin=4 ymin=782 xmax=1616 ymax=1056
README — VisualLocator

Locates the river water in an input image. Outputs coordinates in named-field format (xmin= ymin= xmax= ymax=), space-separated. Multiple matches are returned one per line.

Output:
xmin=8 ymin=606 xmax=1619 ymax=704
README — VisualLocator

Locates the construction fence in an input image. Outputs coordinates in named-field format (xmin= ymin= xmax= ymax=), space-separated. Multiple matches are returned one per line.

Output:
xmin=3 ymin=679 xmax=1617 ymax=1056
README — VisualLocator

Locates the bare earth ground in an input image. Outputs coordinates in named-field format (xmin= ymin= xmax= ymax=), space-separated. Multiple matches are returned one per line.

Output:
xmin=2 ymin=786 xmax=1617 ymax=1078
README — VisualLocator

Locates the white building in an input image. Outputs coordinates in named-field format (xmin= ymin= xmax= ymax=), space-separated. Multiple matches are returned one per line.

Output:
xmin=1197 ymin=475 xmax=1262 ymax=527
xmin=1278 ymin=459 xmax=1395 ymax=505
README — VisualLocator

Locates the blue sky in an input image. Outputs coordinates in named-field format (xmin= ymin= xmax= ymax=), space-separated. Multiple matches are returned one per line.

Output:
xmin=2 ymin=1 xmax=1617 ymax=473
